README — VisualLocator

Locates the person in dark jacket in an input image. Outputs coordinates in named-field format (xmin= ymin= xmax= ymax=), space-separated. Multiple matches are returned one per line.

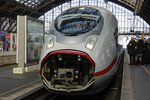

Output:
xmin=142 ymin=42 xmax=150 ymax=65
xmin=127 ymin=38 xmax=137 ymax=65
xmin=136 ymin=39 xmax=144 ymax=65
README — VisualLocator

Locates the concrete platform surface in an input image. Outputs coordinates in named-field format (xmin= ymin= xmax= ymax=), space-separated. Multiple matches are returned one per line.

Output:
xmin=0 ymin=51 xmax=16 ymax=56
xmin=130 ymin=64 xmax=150 ymax=100
xmin=0 ymin=66 xmax=40 ymax=97
xmin=121 ymin=51 xmax=150 ymax=100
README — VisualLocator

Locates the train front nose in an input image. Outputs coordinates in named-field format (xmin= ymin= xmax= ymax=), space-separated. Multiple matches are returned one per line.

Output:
xmin=40 ymin=50 xmax=95 ymax=92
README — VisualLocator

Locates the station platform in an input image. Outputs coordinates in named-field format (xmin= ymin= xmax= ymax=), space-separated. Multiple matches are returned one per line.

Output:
xmin=0 ymin=51 xmax=16 ymax=56
xmin=0 ymin=65 xmax=43 ymax=99
xmin=0 ymin=51 xmax=16 ymax=65
xmin=121 ymin=51 xmax=150 ymax=100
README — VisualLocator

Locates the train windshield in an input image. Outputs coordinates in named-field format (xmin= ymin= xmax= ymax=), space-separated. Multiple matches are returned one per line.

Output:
xmin=55 ymin=7 xmax=102 ymax=36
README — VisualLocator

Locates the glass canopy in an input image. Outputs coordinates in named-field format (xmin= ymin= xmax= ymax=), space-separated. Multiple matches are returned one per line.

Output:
xmin=15 ymin=0 xmax=44 ymax=8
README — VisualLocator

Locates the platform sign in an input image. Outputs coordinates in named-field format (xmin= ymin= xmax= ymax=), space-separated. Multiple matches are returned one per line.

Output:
xmin=26 ymin=17 xmax=44 ymax=64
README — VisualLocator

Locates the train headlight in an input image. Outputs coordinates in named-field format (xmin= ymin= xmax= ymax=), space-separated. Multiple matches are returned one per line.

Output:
xmin=46 ymin=37 xmax=54 ymax=49
xmin=86 ymin=37 xmax=98 ymax=50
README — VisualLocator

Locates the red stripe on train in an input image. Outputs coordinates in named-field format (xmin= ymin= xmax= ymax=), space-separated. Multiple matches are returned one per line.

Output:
xmin=42 ymin=50 xmax=95 ymax=66
xmin=94 ymin=56 xmax=117 ymax=76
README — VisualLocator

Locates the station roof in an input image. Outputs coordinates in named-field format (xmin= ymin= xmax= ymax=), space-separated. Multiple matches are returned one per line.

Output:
xmin=0 ymin=0 xmax=149 ymax=32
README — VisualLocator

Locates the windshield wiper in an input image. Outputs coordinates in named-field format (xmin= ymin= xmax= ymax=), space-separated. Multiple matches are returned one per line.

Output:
xmin=64 ymin=33 xmax=78 ymax=36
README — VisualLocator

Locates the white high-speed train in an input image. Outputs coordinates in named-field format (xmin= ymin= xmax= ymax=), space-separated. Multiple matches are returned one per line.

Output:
xmin=39 ymin=6 xmax=123 ymax=94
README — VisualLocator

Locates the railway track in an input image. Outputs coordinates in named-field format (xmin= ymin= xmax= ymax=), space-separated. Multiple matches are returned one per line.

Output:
xmin=20 ymin=88 xmax=57 ymax=100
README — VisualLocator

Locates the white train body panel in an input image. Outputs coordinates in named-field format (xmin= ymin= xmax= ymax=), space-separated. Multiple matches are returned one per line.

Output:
xmin=39 ymin=6 xmax=120 ymax=94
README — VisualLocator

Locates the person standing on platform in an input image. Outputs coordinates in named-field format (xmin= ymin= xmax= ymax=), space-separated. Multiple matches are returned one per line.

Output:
xmin=142 ymin=41 xmax=149 ymax=65
xmin=127 ymin=38 xmax=137 ymax=65
xmin=136 ymin=39 xmax=144 ymax=65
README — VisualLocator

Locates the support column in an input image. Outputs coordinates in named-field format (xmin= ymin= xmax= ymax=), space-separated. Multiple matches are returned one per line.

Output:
xmin=10 ymin=33 xmax=13 ymax=51
xmin=13 ymin=15 xmax=26 ymax=74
